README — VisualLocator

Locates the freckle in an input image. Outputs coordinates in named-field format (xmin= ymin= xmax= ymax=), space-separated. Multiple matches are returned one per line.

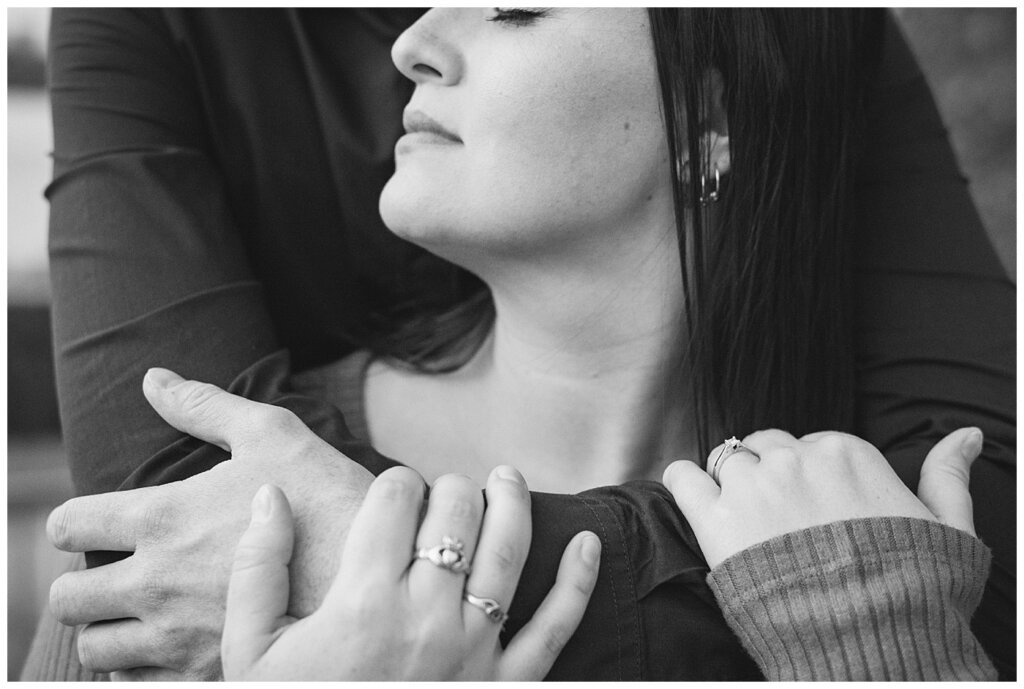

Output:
xmin=646 ymin=194 xmax=653 ymax=201
xmin=624 ymin=122 xmax=630 ymax=130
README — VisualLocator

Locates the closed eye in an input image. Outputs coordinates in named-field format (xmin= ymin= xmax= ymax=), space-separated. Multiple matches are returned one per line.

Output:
xmin=487 ymin=8 xmax=551 ymax=27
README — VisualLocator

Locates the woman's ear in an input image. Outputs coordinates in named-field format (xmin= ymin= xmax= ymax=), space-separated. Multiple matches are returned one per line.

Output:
xmin=705 ymin=68 xmax=731 ymax=175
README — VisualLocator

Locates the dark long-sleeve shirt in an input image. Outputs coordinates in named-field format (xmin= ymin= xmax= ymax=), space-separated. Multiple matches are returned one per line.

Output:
xmin=44 ymin=8 xmax=1014 ymax=679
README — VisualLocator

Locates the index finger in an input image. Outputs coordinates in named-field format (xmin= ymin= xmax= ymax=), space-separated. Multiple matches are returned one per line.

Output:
xmin=46 ymin=487 xmax=161 ymax=552
xmin=332 ymin=466 xmax=426 ymax=589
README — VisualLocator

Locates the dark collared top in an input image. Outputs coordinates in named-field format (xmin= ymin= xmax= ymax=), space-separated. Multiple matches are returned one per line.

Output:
xmin=46 ymin=9 xmax=1014 ymax=679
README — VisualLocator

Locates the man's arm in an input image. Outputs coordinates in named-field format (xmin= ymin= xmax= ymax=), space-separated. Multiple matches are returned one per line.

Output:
xmin=851 ymin=13 xmax=1015 ymax=678
xmin=44 ymin=7 xmax=1012 ymax=681
xmin=45 ymin=8 xmax=722 ymax=681
xmin=48 ymin=8 xmax=395 ymax=497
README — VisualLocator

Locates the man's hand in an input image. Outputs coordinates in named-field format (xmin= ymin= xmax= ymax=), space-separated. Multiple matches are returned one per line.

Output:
xmin=46 ymin=368 xmax=374 ymax=679
xmin=222 ymin=470 xmax=600 ymax=680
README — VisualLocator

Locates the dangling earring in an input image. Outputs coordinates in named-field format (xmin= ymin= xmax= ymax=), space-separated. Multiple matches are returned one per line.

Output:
xmin=700 ymin=166 xmax=721 ymax=206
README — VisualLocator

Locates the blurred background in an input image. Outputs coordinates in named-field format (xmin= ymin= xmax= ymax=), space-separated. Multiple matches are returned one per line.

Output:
xmin=6 ymin=7 xmax=1016 ymax=680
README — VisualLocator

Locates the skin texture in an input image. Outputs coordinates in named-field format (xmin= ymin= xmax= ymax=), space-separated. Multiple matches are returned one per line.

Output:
xmin=43 ymin=8 xmax=991 ymax=681
xmin=47 ymin=9 xmax=715 ymax=676
xmin=380 ymin=8 xmax=672 ymax=266
xmin=221 ymin=468 xmax=600 ymax=680
xmin=371 ymin=8 xmax=729 ymax=492
xmin=663 ymin=427 xmax=982 ymax=569
xmin=48 ymin=369 xmax=600 ymax=680
xmin=47 ymin=369 xmax=375 ymax=679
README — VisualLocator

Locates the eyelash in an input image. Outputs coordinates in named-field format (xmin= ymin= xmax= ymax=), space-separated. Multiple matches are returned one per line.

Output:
xmin=487 ymin=8 xmax=550 ymax=27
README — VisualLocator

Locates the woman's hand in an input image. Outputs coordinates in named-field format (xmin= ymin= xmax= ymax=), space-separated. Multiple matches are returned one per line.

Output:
xmin=222 ymin=467 xmax=602 ymax=680
xmin=662 ymin=427 xmax=982 ymax=568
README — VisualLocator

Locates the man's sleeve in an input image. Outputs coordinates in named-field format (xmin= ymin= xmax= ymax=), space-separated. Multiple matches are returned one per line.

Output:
xmin=47 ymin=10 xmax=721 ymax=680
xmin=852 ymin=13 xmax=1015 ymax=679
xmin=47 ymin=9 xmax=399 ymax=495
xmin=48 ymin=8 xmax=1011 ymax=680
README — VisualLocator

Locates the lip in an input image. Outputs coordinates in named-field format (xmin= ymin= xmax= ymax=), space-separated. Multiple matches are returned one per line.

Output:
xmin=402 ymin=110 xmax=462 ymax=143
xmin=396 ymin=131 xmax=462 ymax=151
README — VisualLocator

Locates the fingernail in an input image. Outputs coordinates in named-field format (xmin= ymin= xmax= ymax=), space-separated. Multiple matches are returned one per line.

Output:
xmin=580 ymin=533 xmax=601 ymax=567
xmin=251 ymin=485 xmax=273 ymax=523
xmin=961 ymin=428 xmax=984 ymax=461
xmin=495 ymin=465 xmax=524 ymax=484
xmin=146 ymin=367 xmax=184 ymax=390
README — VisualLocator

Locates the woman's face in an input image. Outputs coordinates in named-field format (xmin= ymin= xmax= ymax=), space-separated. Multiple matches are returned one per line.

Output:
xmin=379 ymin=8 xmax=673 ymax=265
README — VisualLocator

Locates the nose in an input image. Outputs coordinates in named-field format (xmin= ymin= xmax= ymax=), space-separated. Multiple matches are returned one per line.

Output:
xmin=391 ymin=9 xmax=464 ymax=86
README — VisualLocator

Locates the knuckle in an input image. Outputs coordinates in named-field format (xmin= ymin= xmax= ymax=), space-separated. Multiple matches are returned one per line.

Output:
xmin=46 ymin=504 xmax=74 ymax=549
xmin=928 ymin=461 xmax=969 ymax=484
xmin=135 ymin=567 xmax=172 ymax=611
xmin=176 ymin=381 xmax=223 ymax=418
xmin=136 ymin=496 xmax=177 ymax=540
xmin=572 ymin=575 xmax=594 ymax=598
xmin=76 ymin=632 xmax=99 ymax=670
xmin=743 ymin=428 xmax=786 ymax=445
xmin=443 ymin=495 xmax=480 ymax=522
xmin=568 ymin=568 xmax=596 ymax=597
xmin=542 ymin=623 xmax=571 ymax=658
xmin=258 ymin=405 xmax=301 ymax=435
xmin=48 ymin=576 xmax=72 ymax=623
xmin=157 ymin=625 xmax=191 ymax=670
xmin=77 ymin=626 xmax=114 ymax=672
xmin=231 ymin=540 xmax=276 ymax=574
xmin=486 ymin=540 xmax=522 ymax=574
xmin=814 ymin=432 xmax=851 ymax=455
xmin=763 ymin=446 xmax=799 ymax=465
xmin=814 ymin=432 xmax=879 ymax=465
xmin=341 ymin=587 xmax=389 ymax=626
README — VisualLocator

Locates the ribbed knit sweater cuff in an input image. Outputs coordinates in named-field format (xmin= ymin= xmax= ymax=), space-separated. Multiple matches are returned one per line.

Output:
xmin=707 ymin=517 xmax=995 ymax=681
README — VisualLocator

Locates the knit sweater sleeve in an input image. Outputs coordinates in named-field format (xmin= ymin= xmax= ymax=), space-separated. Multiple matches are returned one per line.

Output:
xmin=707 ymin=517 xmax=996 ymax=681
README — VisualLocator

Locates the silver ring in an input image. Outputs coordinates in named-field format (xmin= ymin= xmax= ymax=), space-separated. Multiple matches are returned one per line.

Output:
xmin=414 ymin=536 xmax=472 ymax=574
xmin=464 ymin=592 xmax=509 ymax=625
xmin=708 ymin=436 xmax=760 ymax=485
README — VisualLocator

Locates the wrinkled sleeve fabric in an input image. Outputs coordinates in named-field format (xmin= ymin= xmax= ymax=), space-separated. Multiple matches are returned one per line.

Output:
xmin=709 ymin=518 xmax=996 ymax=681
xmin=47 ymin=8 xmax=392 ymax=498
xmin=43 ymin=9 xmax=738 ymax=682
xmin=41 ymin=7 xmax=1012 ymax=683
xmin=852 ymin=15 xmax=1015 ymax=678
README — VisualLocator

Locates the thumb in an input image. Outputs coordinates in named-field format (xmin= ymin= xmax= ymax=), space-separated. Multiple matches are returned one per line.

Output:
xmin=143 ymin=367 xmax=269 ymax=451
xmin=916 ymin=427 xmax=981 ymax=537
xmin=222 ymin=484 xmax=296 ymax=679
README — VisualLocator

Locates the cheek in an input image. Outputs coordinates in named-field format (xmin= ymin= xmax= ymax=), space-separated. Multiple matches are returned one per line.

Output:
xmin=464 ymin=69 xmax=669 ymax=232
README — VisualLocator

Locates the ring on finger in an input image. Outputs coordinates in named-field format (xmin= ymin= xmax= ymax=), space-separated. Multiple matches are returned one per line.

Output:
xmin=413 ymin=535 xmax=472 ymax=574
xmin=708 ymin=436 xmax=760 ymax=485
xmin=463 ymin=591 xmax=509 ymax=625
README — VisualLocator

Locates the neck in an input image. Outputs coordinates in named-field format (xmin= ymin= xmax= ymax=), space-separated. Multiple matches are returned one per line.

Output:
xmin=455 ymin=226 xmax=695 ymax=490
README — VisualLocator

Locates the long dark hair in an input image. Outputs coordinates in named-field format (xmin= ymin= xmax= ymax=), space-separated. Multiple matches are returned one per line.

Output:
xmin=365 ymin=9 xmax=883 ymax=460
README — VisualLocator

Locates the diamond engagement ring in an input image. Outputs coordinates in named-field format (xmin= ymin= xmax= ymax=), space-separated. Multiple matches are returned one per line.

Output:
xmin=708 ymin=436 xmax=760 ymax=485
xmin=414 ymin=536 xmax=472 ymax=574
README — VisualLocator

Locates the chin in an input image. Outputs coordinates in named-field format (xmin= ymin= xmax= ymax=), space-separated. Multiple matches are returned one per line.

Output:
xmin=381 ymin=179 xmax=451 ymax=246
xmin=379 ymin=170 xmax=589 ymax=269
